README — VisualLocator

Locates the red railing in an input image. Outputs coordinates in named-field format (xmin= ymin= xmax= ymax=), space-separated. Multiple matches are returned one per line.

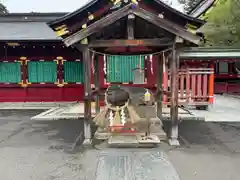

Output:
xmin=163 ymin=67 xmax=214 ymax=105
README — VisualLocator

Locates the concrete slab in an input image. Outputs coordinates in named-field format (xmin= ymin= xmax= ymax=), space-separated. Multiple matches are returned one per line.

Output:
xmin=162 ymin=107 xmax=190 ymax=114
xmin=0 ymin=102 xmax=76 ymax=110
xmin=136 ymin=134 xmax=160 ymax=144
xmin=1 ymin=109 xmax=240 ymax=180
xmin=190 ymin=95 xmax=240 ymax=122
xmin=95 ymin=150 xmax=180 ymax=180
xmin=31 ymin=103 xmax=204 ymax=121
xmin=31 ymin=103 xmax=101 ymax=120
xmin=4 ymin=94 xmax=240 ymax=123
xmin=108 ymin=135 xmax=139 ymax=145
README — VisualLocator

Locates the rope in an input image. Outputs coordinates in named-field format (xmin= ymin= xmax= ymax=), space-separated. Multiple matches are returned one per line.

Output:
xmin=104 ymin=86 xmax=129 ymax=111
xmin=88 ymin=47 xmax=172 ymax=57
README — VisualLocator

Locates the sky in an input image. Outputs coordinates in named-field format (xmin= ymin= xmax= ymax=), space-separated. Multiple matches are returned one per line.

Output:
xmin=3 ymin=0 xmax=183 ymax=13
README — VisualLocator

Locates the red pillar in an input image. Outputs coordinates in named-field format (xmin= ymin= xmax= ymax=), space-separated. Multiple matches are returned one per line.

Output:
xmin=163 ymin=54 xmax=168 ymax=104
xmin=208 ymin=63 xmax=214 ymax=104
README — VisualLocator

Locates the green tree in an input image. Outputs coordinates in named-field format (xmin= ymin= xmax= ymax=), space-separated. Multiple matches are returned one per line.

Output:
xmin=202 ymin=0 xmax=240 ymax=46
xmin=0 ymin=2 xmax=8 ymax=14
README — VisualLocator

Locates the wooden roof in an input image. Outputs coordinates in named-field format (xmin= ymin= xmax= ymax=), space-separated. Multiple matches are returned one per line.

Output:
xmin=0 ymin=13 xmax=66 ymax=41
xmin=48 ymin=2 xmax=202 ymax=47
xmin=48 ymin=0 xmax=205 ymax=31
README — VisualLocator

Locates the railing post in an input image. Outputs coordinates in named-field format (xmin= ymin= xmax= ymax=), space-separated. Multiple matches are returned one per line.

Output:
xmin=186 ymin=68 xmax=190 ymax=103
xmin=208 ymin=63 xmax=214 ymax=104
xmin=203 ymin=69 xmax=208 ymax=99
xmin=179 ymin=69 xmax=185 ymax=100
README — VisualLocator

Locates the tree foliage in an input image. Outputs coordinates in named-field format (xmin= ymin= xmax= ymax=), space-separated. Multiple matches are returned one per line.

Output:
xmin=178 ymin=0 xmax=202 ymax=13
xmin=202 ymin=0 xmax=240 ymax=46
xmin=0 ymin=2 xmax=8 ymax=14
xmin=179 ymin=0 xmax=240 ymax=46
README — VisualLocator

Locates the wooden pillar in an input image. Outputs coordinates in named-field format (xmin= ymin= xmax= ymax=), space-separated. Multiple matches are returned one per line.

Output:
xmin=82 ymin=46 xmax=92 ymax=145
xmin=94 ymin=54 xmax=100 ymax=113
xmin=156 ymin=54 xmax=163 ymax=119
xmin=169 ymin=41 xmax=180 ymax=146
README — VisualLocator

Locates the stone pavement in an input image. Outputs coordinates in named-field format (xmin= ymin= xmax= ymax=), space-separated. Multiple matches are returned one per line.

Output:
xmin=0 ymin=101 xmax=77 ymax=110
xmin=95 ymin=149 xmax=180 ymax=180
xmin=0 ymin=94 xmax=240 ymax=179
xmin=0 ymin=109 xmax=239 ymax=179
xmin=193 ymin=94 xmax=240 ymax=122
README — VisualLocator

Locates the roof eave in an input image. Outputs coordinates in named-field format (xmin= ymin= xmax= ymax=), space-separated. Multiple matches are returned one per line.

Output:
xmin=47 ymin=0 xmax=206 ymax=29
xmin=153 ymin=0 xmax=205 ymax=27
xmin=188 ymin=0 xmax=216 ymax=18
xmin=0 ymin=39 xmax=62 ymax=42
xmin=61 ymin=6 xmax=201 ymax=47
xmin=47 ymin=0 xmax=98 ymax=27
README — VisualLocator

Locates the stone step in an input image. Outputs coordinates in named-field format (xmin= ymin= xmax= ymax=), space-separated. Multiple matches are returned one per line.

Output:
xmin=108 ymin=135 xmax=160 ymax=148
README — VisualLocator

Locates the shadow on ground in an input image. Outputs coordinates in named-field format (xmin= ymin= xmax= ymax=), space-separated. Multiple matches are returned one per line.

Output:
xmin=0 ymin=110 xmax=89 ymax=151
xmin=163 ymin=121 xmax=215 ymax=146
xmin=163 ymin=120 xmax=240 ymax=154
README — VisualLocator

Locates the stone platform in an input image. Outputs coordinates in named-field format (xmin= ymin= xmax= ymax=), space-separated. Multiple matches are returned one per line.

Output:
xmin=107 ymin=134 xmax=161 ymax=148
xmin=31 ymin=103 xmax=205 ymax=121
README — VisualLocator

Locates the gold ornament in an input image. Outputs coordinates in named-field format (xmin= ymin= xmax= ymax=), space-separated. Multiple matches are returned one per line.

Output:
xmin=88 ymin=14 xmax=94 ymax=20
xmin=82 ymin=24 xmax=87 ymax=29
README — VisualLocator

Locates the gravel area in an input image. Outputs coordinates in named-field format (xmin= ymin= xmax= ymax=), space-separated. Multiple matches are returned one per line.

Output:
xmin=0 ymin=95 xmax=239 ymax=180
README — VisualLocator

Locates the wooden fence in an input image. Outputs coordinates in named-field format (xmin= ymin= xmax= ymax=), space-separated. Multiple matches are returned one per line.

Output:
xmin=163 ymin=68 xmax=214 ymax=106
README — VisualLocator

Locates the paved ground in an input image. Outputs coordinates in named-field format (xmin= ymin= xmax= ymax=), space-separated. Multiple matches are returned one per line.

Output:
xmin=0 ymin=95 xmax=240 ymax=179
xmin=193 ymin=94 xmax=240 ymax=122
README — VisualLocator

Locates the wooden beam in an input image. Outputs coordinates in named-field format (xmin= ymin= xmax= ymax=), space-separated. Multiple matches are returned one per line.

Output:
xmin=127 ymin=14 xmax=135 ymax=39
xmin=169 ymin=41 xmax=180 ymax=146
xmin=89 ymin=38 xmax=173 ymax=47
xmin=63 ymin=4 xmax=133 ymax=47
xmin=132 ymin=7 xmax=201 ymax=45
